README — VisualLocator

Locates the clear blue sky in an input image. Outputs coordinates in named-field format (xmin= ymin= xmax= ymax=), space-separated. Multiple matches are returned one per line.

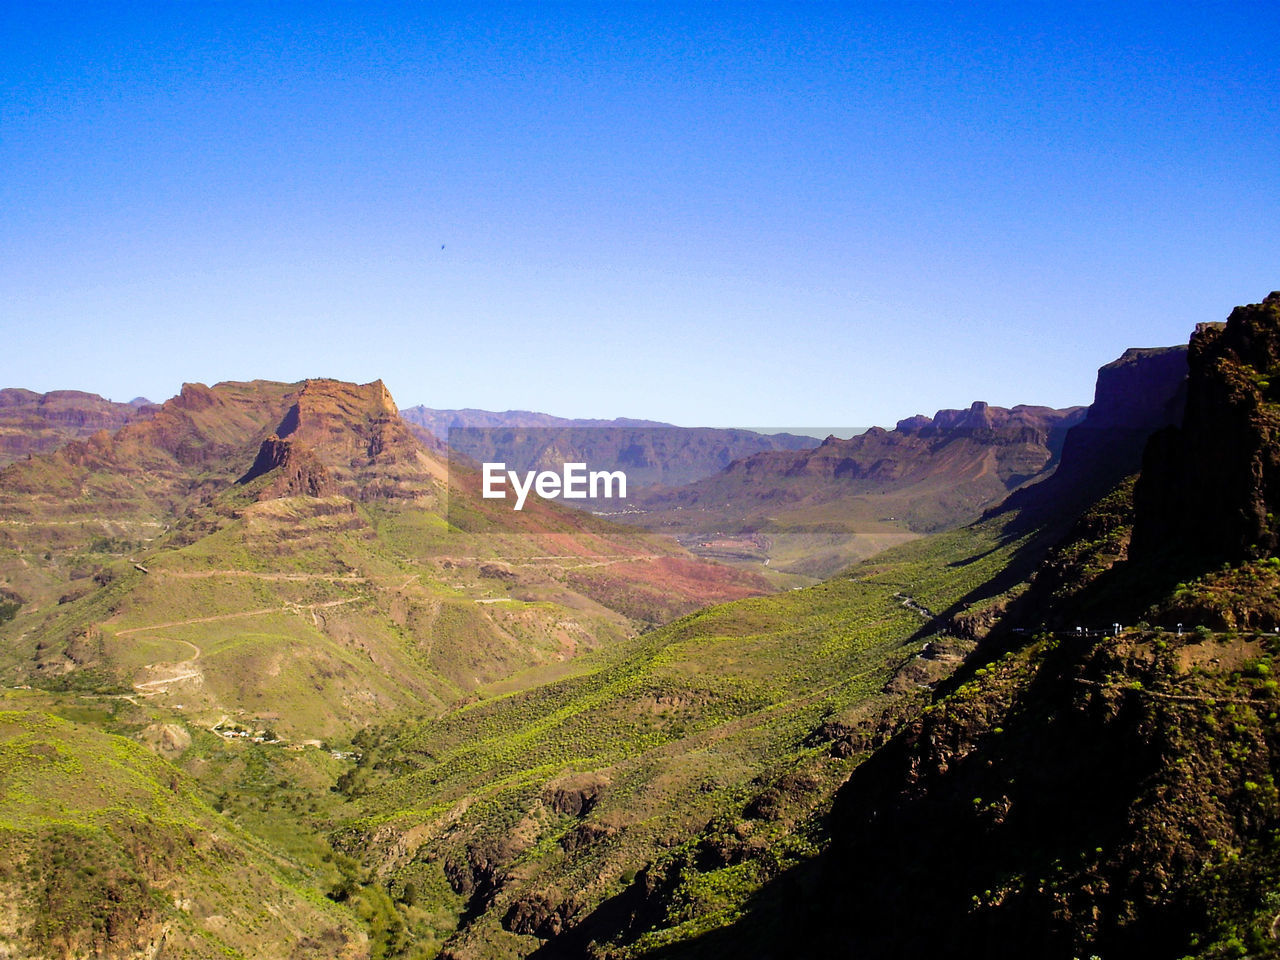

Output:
xmin=3 ymin=2 xmax=1278 ymax=428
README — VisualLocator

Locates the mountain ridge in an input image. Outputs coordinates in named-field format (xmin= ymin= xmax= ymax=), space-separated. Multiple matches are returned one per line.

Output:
xmin=0 ymin=388 xmax=159 ymax=468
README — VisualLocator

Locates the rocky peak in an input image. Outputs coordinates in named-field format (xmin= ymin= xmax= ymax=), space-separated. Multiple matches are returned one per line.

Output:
xmin=889 ymin=402 xmax=1083 ymax=445
xmin=931 ymin=400 xmax=993 ymax=433
xmin=237 ymin=435 xmax=335 ymax=499
xmin=253 ymin=379 xmax=435 ymax=500
xmin=171 ymin=382 xmax=221 ymax=412
xmin=894 ymin=414 xmax=933 ymax=435
xmin=276 ymin=379 xmax=407 ymax=452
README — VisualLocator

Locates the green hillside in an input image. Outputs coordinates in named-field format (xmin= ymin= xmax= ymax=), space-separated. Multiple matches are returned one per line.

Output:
xmin=326 ymin=504 xmax=1056 ymax=958
xmin=0 ymin=697 xmax=366 ymax=959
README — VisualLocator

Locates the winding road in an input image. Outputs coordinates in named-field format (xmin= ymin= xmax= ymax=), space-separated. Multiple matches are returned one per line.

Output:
xmin=123 ymin=598 xmax=362 ymax=693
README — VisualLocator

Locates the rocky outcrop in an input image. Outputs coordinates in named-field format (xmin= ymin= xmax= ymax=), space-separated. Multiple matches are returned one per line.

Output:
xmin=997 ymin=344 xmax=1188 ymax=523
xmin=543 ymin=774 xmax=607 ymax=818
xmin=237 ymin=435 xmax=335 ymax=498
xmin=269 ymin=379 xmax=436 ymax=500
xmin=504 ymin=893 xmax=583 ymax=939
xmin=1131 ymin=293 xmax=1280 ymax=563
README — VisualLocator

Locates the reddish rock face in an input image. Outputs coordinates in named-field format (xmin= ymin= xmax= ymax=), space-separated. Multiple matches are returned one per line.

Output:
xmin=0 ymin=388 xmax=158 ymax=466
xmin=238 ymin=435 xmax=336 ymax=499
xmin=233 ymin=379 xmax=431 ymax=501
xmin=253 ymin=379 xmax=438 ymax=500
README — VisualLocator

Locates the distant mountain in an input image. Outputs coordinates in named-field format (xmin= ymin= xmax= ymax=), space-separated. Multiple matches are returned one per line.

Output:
xmin=401 ymin=406 xmax=671 ymax=435
xmin=400 ymin=405 xmax=817 ymax=488
xmin=0 ymin=388 xmax=158 ymax=466
xmin=0 ymin=377 xmax=768 ymax=734
xmin=622 ymin=401 xmax=1088 ymax=576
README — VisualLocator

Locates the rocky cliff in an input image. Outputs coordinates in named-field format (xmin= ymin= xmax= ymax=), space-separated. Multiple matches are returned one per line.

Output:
xmin=1131 ymin=292 xmax=1280 ymax=564
xmin=238 ymin=434 xmax=336 ymax=498
xmin=244 ymin=379 xmax=440 ymax=500
xmin=995 ymin=344 xmax=1188 ymax=526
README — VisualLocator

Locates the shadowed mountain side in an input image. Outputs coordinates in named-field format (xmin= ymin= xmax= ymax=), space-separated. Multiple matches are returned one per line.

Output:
xmin=1132 ymin=292 xmax=1280 ymax=565
xmin=991 ymin=344 xmax=1188 ymax=530
xmin=238 ymin=435 xmax=337 ymax=497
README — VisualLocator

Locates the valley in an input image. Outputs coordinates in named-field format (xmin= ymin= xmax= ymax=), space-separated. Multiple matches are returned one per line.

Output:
xmin=0 ymin=294 xmax=1277 ymax=959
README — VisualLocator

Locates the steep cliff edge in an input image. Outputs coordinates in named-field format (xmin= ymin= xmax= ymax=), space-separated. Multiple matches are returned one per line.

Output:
xmin=1132 ymin=292 xmax=1280 ymax=564
xmin=997 ymin=344 xmax=1187 ymax=523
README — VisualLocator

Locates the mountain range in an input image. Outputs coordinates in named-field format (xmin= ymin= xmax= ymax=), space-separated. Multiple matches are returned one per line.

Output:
xmin=0 ymin=389 xmax=156 ymax=467
xmin=0 ymin=293 xmax=1277 ymax=959
xmin=401 ymin=406 xmax=818 ymax=490
xmin=621 ymin=400 xmax=1090 ymax=577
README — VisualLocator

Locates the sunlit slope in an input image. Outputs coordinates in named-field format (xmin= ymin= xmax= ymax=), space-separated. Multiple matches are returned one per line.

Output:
xmin=328 ymin=504 xmax=1058 ymax=958
xmin=5 ymin=489 xmax=716 ymax=738
xmin=0 ymin=702 xmax=367 ymax=959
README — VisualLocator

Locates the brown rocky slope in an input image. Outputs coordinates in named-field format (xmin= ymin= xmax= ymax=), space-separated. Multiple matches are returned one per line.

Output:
xmin=0 ymin=389 xmax=156 ymax=467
